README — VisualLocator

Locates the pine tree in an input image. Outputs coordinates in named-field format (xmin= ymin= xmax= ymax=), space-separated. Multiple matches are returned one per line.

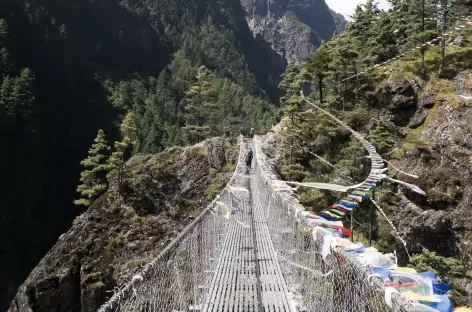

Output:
xmin=0 ymin=76 xmax=15 ymax=126
xmin=278 ymin=63 xmax=307 ymax=124
xmin=120 ymin=110 xmax=138 ymax=147
xmin=74 ymin=130 xmax=111 ymax=207
xmin=183 ymin=65 xmax=221 ymax=143
xmin=14 ymin=68 xmax=36 ymax=119
xmin=331 ymin=38 xmax=359 ymax=107
xmin=306 ymin=42 xmax=331 ymax=103
xmin=404 ymin=0 xmax=437 ymax=74
xmin=107 ymin=111 xmax=138 ymax=190
xmin=437 ymin=0 xmax=450 ymax=76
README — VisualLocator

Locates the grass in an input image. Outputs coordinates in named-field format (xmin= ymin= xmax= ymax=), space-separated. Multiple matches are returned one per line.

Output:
xmin=375 ymin=45 xmax=472 ymax=83
xmin=108 ymin=233 xmax=123 ymax=250
xmin=205 ymin=175 xmax=226 ymax=201
xmin=83 ymin=272 xmax=102 ymax=284
xmin=121 ymin=257 xmax=151 ymax=271
xmin=222 ymin=163 xmax=236 ymax=172
xmin=187 ymin=145 xmax=206 ymax=157
xmin=283 ymin=11 xmax=312 ymax=33
xmin=88 ymin=281 xmax=106 ymax=289
xmin=424 ymin=79 xmax=461 ymax=109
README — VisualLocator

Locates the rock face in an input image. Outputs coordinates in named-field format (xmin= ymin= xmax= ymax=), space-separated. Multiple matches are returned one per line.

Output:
xmin=330 ymin=9 xmax=348 ymax=34
xmin=8 ymin=139 xmax=238 ymax=312
xmin=378 ymin=76 xmax=420 ymax=127
xmin=240 ymin=0 xmax=337 ymax=63
xmin=372 ymin=71 xmax=472 ymax=305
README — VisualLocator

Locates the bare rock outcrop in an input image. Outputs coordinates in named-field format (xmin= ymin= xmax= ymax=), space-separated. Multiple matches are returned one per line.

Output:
xmin=9 ymin=138 xmax=238 ymax=312
xmin=240 ymin=0 xmax=337 ymax=63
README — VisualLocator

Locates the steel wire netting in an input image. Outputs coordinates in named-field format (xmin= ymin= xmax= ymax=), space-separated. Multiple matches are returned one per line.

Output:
xmin=98 ymin=137 xmax=249 ymax=312
xmin=98 ymin=134 xmax=415 ymax=312
xmin=253 ymin=136 xmax=413 ymax=312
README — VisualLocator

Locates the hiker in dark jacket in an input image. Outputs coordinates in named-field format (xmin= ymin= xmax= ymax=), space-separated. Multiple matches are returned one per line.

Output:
xmin=245 ymin=148 xmax=253 ymax=172
xmin=239 ymin=126 xmax=244 ymax=137
xmin=224 ymin=126 xmax=230 ymax=138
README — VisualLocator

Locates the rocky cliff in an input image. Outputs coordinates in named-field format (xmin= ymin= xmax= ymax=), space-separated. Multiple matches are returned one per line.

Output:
xmin=369 ymin=65 xmax=472 ymax=303
xmin=8 ymin=138 xmax=239 ymax=312
xmin=240 ymin=0 xmax=337 ymax=63
xmin=330 ymin=9 xmax=348 ymax=34
xmin=261 ymin=46 xmax=472 ymax=305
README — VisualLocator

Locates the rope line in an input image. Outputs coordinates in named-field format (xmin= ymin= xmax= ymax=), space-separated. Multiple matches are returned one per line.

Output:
xmin=341 ymin=17 xmax=472 ymax=82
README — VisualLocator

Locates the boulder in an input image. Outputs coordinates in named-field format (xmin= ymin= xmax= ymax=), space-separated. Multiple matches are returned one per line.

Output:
xmin=453 ymin=35 xmax=470 ymax=47
xmin=418 ymin=93 xmax=436 ymax=108
xmin=453 ymin=70 xmax=472 ymax=98
xmin=379 ymin=76 xmax=419 ymax=126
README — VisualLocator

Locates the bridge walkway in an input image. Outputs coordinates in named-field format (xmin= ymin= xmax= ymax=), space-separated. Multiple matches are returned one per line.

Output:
xmin=201 ymin=139 xmax=295 ymax=312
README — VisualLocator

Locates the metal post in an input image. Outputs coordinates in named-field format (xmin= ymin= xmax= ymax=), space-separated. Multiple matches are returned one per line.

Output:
xmin=368 ymin=201 xmax=373 ymax=247
xmin=350 ymin=209 xmax=354 ymax=242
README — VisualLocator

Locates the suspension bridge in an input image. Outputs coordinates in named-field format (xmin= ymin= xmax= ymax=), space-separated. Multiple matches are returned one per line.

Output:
xmin=97 ymin=100 xmax=445 ymax=311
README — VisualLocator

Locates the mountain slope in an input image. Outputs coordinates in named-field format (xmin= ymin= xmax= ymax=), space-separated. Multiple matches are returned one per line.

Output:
xmin=9 ymin=138 xmax=239 ymax=312
xmin=0 ymin=0 xmax=282 ymax=308
xmin=240 ymin=0 xmax=338 ymax=63
xmin=270 ymin=0 xmax=472 ymax=304
xmin=0 ymin=0 xmax=343 ymax=308
xmin=330 ymin=9 xmax=348 ymax=34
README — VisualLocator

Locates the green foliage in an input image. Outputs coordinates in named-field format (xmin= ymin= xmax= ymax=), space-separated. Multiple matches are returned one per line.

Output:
xmin=184 ymin=66 xmax=222 ymax=136
xmin=107 ymin=233 xmax=124 ymax=250
xmin=306 ymin=42 xmax=332 ymax=103
xmin=74 ymin=130 xmax=111 ymax=207
xmin=205 ymin=175 xmax=226 ymax=201
xmin=281 ymin=163 xmax=310 ymax=181
xmin=367 ymin=121 xmax=396 ymax=153
xmin=410 ymin=249 xmax=465 ymax=279
xmin=0 ymin=0 xmax=285 ymax=306
xmin=120 ymin=111 xmax=138 ymax=147
xmin=299 ymin=188 xmax=329 ymax=213
xmin=108 ymin=52 xmax=276 ymax=151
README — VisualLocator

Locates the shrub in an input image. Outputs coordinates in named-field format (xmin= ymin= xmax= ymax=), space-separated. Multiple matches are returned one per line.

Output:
xmin=410 ymin=249 xmax=464 ymax=280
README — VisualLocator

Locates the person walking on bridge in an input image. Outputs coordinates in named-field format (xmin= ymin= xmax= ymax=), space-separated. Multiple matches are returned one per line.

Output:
xmin=239 ymin=126 xmax=244 ymax=137
xmin=245 ymin=147 xmax=253 ymax=174
xmin=224 ymin=126 xmax=230 ymax=138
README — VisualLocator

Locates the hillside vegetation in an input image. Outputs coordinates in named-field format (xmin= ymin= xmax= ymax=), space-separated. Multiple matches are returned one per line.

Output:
xmin=275 ymin=0 xmax=472 ymax=305
xmin=0 ymin=0 xmax=283 ymax=308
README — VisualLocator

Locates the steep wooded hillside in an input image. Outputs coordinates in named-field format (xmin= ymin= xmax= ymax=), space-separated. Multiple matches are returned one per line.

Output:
xmin=9 ymin=138 xmax=239 ymax=312
xmin=274 ymin=0 xmax=472 ymax=306
xmin=0 ymin=0 xmax=282 ymax=308
xmin=0 ymin=0 xmax=341 ymax=308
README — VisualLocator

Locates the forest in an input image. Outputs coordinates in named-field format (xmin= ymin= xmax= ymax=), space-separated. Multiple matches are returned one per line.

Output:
xmin=0 ymin=0 xmax=284 ymax=308
xmin=2 ymin=0 xmax=472 ymax=308
xmin=277 ymin=0 xmax=472 ymax=305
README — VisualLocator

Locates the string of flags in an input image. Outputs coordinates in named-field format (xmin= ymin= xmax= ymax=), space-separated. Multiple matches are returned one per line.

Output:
xmin=297 ymin=94 xmax=389 ymax=237
xmin=294 ymin=95 xmax=463 ymax=311
xmin=341 ymin=16 xmax=472 ymax=82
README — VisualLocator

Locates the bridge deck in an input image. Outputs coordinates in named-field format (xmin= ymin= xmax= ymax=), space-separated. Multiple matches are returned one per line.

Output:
xmin=202 ymin=140 xmax=294 ymax=312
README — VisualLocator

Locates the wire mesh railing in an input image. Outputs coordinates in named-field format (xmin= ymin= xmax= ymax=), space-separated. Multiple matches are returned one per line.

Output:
xmin=98 ymin=137 xmax=248 ymax=312
xmin=253 ymin=136 xmax=414 ymax=312
xmin=98 ymin=133 xmax=416 ymax=312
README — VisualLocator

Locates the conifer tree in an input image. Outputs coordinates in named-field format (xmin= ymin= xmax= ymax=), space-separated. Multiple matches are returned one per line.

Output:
xmin=279 ymin=63 xmax=306 ymax=124
xmin=306 ymin=42 xmax=331 ymax=103
xmin=107 ymin=111 xmax=138 ymax=192
xmin=74 ymin=130 xmax=111 ymax=207
xmin=120 ymin=110 xmax=138 ymax=147
xmin=438 ymin=0 xmax=450 ymax=76
xmin=183 ymin=65 xmax=221 ymax=144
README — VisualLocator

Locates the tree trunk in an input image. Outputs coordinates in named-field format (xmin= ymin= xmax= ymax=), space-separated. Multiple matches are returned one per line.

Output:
xmin=439 ymin=0 xmax=448 ymax=77
xmin=318 ymin=74 xmax=323 ymax=103
xmin=421 ymin=0 xmax=426 ymax=75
